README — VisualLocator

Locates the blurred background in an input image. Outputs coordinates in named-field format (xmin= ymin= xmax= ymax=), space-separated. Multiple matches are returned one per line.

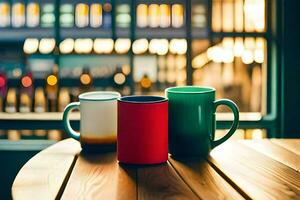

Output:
xmin=0 ymin=0 xmax=299 ymax=198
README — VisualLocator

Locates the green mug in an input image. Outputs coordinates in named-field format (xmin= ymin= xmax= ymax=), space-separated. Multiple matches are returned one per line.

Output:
xmin=165 ymin=86 xmax=239 ymax=158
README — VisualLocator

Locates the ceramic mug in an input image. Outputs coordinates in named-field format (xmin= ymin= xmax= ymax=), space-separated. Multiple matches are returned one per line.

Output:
xmin=117 ymin=96 xmax=168 ymax=164
xmin=166 ymin=86 xmax=239 ymax=158
xmin=63 ymin=91 xmax=121 ymax=150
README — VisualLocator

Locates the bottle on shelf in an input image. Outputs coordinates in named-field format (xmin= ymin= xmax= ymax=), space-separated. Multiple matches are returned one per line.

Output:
xmin=19 ymin=92 xmax=31 ymax=113
xmin=34 ymin=87 xmax=47 ymax=113
xmin=58 ymin=88 xmax=70 ymax=112
xmin=113 ymin=66 xmax=126 ymax=89
xmin=46 ymin=65 xmax=59 ymax=112
xmin=75 ymin=3 xmax=89 ymax=28
xmin=12 ymin=1 xmax=25 ymax=28
xmin=5 ymin=88 xmax=17 ymax=113
xmin=0 ymin=1 xmax=10 ymax=27
xmin=26 ymin=2 xmax=40 ymax=27
xmin=90 ymin=3 xmax=102 ymax=28
xmin=79 ymin=67 xmax=93 ymax=93
xmin=33 ymin=87 xmax=47 ymax=138
xmin=140 ymin=74 xmax=152 ymax=93
xmin=102 ymin=2 xmax=112 ymax=28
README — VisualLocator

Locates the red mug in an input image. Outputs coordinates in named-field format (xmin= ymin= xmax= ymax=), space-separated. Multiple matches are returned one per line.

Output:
xmin=117 ymin=96 xmax=168 ymax=164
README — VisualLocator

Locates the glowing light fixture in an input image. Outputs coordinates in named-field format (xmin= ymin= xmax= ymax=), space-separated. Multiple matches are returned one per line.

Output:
xmin=93 ymin=38 xmax=114 ymax=54
xmin=21 ymin=76 xmax=32 ymax=88
xmin=46 ymin=75 xmax=58 ymax=86
xmin=115 ymin=38 xmax=131 ymax=54
xmin=39 ymin=38 xmax=55 ymax=54
xmin=74 ymin=38 xmax=93 ymax=54
xmin=114 ymin=73 xmax=126 ymax=85
xmin=23 ymin=38 xmax=39 ymax=54
xmin=132 ymin=39 xmax=148 ymax=54
xmin=80 ymin=73 xmax=91 ymax=85
xmin=169 ymin=39 xmax=187 ymax=54
xmin=149 ymin=39 xmax=168 ymax=55
xmin=59 ymin=38 xmax=74 ymax=54
xmin=242 ymin=49 xmax=254 ymax=64
xmin=148 ymin=4 xmax=159 ymax=28
xmin=234 ymin=37 xmax=244 ymax=57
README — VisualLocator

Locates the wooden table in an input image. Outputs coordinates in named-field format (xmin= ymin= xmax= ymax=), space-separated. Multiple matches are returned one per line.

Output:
xmin=12 ymin=139 xmax=300 ymax=200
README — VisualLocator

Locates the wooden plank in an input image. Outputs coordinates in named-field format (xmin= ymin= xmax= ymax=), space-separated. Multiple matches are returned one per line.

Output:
xmin=240 ymin=140 xmax=300 ymax=172
xmin=61 ymin=153 xmax=136 ymax=200
xmin=137 ymin=161 xmax=199 ymax=200
xmin=169 ymin=157 xmax=246 ymax=200
xmin=12 ymin=138 xmax=81 ymax=200
xmin=271 ymin=139 xmax=300 ymax=156
xmin=208 ymin=141 xmax=300 ymax=200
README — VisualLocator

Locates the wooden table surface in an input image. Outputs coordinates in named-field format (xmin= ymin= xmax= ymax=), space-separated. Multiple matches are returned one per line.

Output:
xmin=12 ymin=139 xmax=300 ymax=200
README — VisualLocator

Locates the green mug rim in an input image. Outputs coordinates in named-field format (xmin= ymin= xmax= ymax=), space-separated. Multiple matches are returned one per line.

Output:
xmin=79 ymin=91 xmax=121 ymax=101
xmin=166 ymin=86 xmax=216 ymax=94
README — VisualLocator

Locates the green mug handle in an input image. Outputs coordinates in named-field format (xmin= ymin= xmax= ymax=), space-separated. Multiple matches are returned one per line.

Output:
xmin=62 ymin=102 xmax=80 ymax=140
xmin=211 ymin=99 xmax=239 ymax=149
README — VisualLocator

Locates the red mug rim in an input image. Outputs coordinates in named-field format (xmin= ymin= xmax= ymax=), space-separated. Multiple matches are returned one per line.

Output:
xmin=118 ymin=95 xmax=167 ymax=104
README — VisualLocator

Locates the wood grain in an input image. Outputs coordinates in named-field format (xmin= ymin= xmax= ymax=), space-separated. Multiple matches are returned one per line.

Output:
xmin=61 ymin=153 xmax=136 ymax=200
xmin=12 ymin=138 xmax=81 ymax=200
xmin=168 ymin=157 xmax=245 ymax=200
xmin=240 ymin=140 xmax=300 ymax=172
xmin=137 ymin=161 xmax=199 ymax=200
xmin=208 ymin=141 xmax=300 ymax=200
xmin=271 ymin=139 xmax=300 ymax=156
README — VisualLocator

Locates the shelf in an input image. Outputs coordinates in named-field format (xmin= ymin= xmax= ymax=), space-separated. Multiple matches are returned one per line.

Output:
xmin=135 ymin=28 xmax=186 ymax=39
xmin=60 ymin=28 xmax=112 ymax=39
xmin=0 ymin=28 xmax=55 ymax=42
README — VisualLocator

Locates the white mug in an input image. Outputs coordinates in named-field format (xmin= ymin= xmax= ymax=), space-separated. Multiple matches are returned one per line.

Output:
xmin=63 ymin=91 xmax=121 ymax=145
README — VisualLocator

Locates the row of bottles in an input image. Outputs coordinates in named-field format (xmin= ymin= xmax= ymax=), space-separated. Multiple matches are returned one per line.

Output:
xmin=0 ymin=2 xmax=191 ymax=29
xmin=212 ymin=0 xmax=265 ymax=32
xmin=0 ymin=1 xmax=112 ymax=28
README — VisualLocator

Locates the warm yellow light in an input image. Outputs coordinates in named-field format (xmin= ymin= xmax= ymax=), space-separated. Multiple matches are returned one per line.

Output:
xmin=93 ymin=38 xmax=114 ymax=54
xmin=148 ymin=4 xmax=160 ymax=28
xmin=80 ymin=74 xmax=91 ymax=85
xmin=23 ymin=38 xmax=39 ymax=54
xmin=234 ymin=37 xmax=244 ymax=57
xmin=90 ymin=4 xmax=102 ymax=28
xmin=121 ymin=64 xmax=131 ymax=75
xmin=149 ymin=39 xmax=168 ymax=55
xmin=172 ymin=4 xmax=184 ymax=28
xmin=252 ymin=129 xmax=264 ymax=139
xmin=211 ymin=46 xmax=223 ymax=63
xmin=140 ymin=77 xmax=152 ymax=88
xmin=169 ymin=39 xmax=187 ymax=55
xmin=74 ymin=38 xmax=93 ymax=54
xmin=254 ymin=49 xmax=264 ymax=63
xmin=75 ymin=3 xmax=89 ymax=27
xmin=242 ymin=49 xmax=254 ymax=64
xmin=175 ymin=55 xmax=186 ymax=69
xmin=39 ymin=38 xmax=55 ymax=54
xmin=222 ymin=0 xmax=234 ymax=32
xmin=115 ymin=38 xmax=131 ymax=54
xmin=159 ymin=4 xmax=170 ymax=28
xmin=244 ymin=37 xmax=256 ymax=50
xmin=156 ymin=39 xmax=169 ymax=55
xmin=59 ymin=38 xmax=74 ymax=54
xmin=136 ymin=4 xmax=148 ymax=27
xmin=132 ymin=39 xmax=148 ymax=54
xmin=222 ymin=48 xmax=234 ymax=63
xmin=222 ymin=38 xmax=234 ymax=49
xmin=192 ymin=53 xmax=209 ymax=69
xmin=47 ymin=75 xmax=58 ymax=86
xmin=167 ymin=71 xmax=176 ymax=83
xmin=114 ymin=73 xmax=126 ymax=85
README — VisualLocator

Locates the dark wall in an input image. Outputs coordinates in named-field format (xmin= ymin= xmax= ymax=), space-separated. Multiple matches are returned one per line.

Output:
xmin=281 ymin=0 xmax=300 ymax=137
